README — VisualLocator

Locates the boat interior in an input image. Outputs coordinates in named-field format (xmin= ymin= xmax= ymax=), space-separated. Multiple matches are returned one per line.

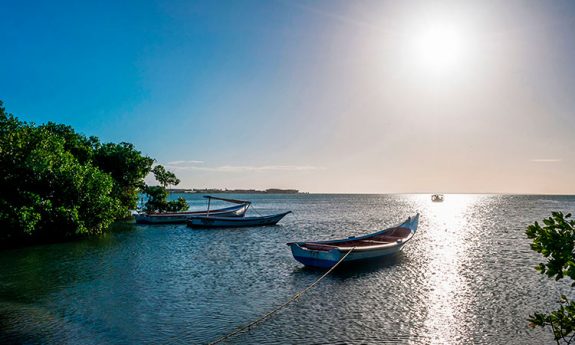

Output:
xmin=301 ymin=227 xmax=412 ymax=251
xmin=146 ymin=205 xmax=245 ymax=216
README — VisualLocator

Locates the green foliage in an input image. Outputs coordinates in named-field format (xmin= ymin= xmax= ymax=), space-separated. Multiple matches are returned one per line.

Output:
xmin=40 ymin=122 xmax=95 ymax=164
xmin=93 ymin=142 xmax=154 ymax=216
xmin=141 ymin=181 xmax=188 ymax=214
xmin=152 ymin=165 xmax=180 ymax=189
xmin=0 ymin=100 xmax=153 ymax=246
xmin=166 ymin=197 xmax=189 ymax=212
xmin=529 ymin=295 xmax=575 ymax=344
xmin=526 ymin=212 xmax=575 ymax=282
xmin=142 ymin=185 xmax=169 ymax=213
xmin=526 ymin=212 xmax=575 ymax=344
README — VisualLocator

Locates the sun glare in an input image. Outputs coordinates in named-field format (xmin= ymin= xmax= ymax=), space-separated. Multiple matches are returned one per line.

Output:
xmin=405 ymin=19 xmax=473 ymax=77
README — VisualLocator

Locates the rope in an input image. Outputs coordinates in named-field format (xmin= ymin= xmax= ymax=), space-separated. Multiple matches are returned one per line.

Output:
xmin=250 ymin=205 xmax=264 ymax=217
xmin=207 ymin=247 xmax=356 ymax=345
xmin=288 ymin=210 xmax=301 ymax=223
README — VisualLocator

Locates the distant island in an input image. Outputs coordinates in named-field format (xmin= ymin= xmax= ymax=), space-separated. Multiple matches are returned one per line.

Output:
xmin=169 ymin=188 xmax=304 ymax=194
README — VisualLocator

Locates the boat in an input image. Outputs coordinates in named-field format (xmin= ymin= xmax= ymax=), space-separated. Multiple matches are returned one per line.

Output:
xmin=187 ymin=211 xmax=292 ymax=229
xmin=134 ymin=196 xmax=250 ymax=224
xmin=287 ymin=213 xmax=419 ymax=269
xmin=431 ymin=194 xmax=444 ymax=202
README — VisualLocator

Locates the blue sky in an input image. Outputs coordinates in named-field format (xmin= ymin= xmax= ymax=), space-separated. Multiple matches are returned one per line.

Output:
xmin=2 ymin=1 xmax=575 ymax=193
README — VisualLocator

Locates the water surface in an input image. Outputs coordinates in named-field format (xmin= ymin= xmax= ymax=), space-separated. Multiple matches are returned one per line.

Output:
xmin=1 ymin=194 xmax=574 ymax=344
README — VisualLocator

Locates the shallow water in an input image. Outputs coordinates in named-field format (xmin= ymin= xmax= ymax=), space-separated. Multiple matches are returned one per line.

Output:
xmin=1 ymin=194 xmax=574 ymax=344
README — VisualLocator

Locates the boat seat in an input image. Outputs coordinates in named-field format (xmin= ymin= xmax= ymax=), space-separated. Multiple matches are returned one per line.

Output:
xmin=302 ymin=243 xmax=337 ymax=251
xmin=358 ymin=239 xmax=391 ymax=244
xmin=373 ymin=235 xmax=404 ymax=242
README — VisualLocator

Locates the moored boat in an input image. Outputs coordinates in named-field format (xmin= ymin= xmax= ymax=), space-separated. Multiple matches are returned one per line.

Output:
xmin=431 ymin=194 xmax=444 ymax=202
xmin=287 ymin=213 xmax=419 ymax=269
xmin=135 ymin=196 xmax=250 ymax=224
xmin=187 ymin=211 xmax=292 ymax=229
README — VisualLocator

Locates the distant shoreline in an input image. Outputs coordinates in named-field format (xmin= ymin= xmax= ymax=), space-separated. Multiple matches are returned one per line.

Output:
xmin=166 ymin=191 xmax=575 ymax=196
xmin=168 ymin=188 xmax=306 ymax=194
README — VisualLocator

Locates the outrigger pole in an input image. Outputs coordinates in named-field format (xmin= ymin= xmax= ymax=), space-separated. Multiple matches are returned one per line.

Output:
xmin=203 ymin=195 xmax=251 ymax=218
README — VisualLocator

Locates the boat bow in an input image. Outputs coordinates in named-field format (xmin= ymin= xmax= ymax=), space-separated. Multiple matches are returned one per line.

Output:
xmin=287 ymin=213 xmax=420 ymax=268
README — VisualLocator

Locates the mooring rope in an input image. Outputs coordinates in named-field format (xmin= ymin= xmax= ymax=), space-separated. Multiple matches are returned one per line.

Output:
xmin=207 ymin=247 xmax=356 ymax=345
xmin=250 ymin=205 xmax=264 ymax=217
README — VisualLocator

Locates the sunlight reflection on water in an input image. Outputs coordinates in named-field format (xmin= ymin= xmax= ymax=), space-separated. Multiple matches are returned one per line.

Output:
xmin=1 ymin=194 xmax=574 ymax=344
xmin=416 ymin=194 xmax=479 ymax=344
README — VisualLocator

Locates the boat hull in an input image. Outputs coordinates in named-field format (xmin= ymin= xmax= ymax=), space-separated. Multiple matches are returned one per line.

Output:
xmin=289 ymin=242 xmax=407 ymax=268
xmin=134 ymin=204 xmax=249 ymax=224
xmin=288 ymin=213 xmax=419 ymax=269
xmin=187 ymin=211 xmax=291 ymax=229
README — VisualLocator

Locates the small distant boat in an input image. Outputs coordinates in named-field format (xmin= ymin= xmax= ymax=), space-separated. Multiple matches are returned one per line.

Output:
xmin=287 ymin=214 xmax=419 ymax=269
xmin=431 ymin=194 xmax=444 ymax=202
xmin=134 ymin=196 xmax=250 ymax=224
xmin=187 ymin=211 xmax=291 ymax=229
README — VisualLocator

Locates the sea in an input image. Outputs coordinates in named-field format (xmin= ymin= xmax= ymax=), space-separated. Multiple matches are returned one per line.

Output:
xmin=1 ymin=194 xmax=574 ymax=344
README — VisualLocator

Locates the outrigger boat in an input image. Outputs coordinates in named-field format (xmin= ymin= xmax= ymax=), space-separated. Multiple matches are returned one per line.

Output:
xmin=134 ymin=196 xmax=250 ymax=224
xmin=287 ymin=213 xmax=419 ymax=269
xmin=187 ymin=211 xmax=291 ymax=229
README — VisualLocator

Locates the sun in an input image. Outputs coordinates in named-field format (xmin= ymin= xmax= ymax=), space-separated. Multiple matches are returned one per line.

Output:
xmin=406 ymin=19 xmax=472 ymax=76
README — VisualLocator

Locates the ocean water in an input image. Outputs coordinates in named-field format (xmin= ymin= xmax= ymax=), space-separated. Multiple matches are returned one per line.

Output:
xmin=1 ymin=194 xmax=574 ymax=344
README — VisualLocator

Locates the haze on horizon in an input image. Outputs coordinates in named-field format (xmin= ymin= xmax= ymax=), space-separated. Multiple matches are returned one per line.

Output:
xmin=1 ymin=0 xmax=575 ymax=194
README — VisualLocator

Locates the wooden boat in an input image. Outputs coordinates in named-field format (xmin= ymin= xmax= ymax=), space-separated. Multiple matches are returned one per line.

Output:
xmin=187 ymin=211 xmax=291 ymax=229
xmin=287 ymin=213 xmax=419 ymax=269
xmin=431 ymin=194 xmax=444 ymax=202
xmin=134 ymin=196 xmax=250 ymax=224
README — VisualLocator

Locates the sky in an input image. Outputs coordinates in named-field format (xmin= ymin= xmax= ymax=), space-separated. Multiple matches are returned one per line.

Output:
xmin=1 ymin=0 xmax=575 ymax=194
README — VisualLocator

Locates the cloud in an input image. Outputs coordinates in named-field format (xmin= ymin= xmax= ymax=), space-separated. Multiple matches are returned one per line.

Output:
xmin=164 ymin=163 xmax=323 ymax=172
xmin=165 ymin=160 xmax=204 ymax=165
xmin=530 ymin=159 xmax=562 ymax=163
xmin=210 ymin=165 xmax=323 ymax=172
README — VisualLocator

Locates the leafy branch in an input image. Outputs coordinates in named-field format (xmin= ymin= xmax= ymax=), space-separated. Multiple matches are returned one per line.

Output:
xmin=526 ymin=212 xmax=575 ymax=344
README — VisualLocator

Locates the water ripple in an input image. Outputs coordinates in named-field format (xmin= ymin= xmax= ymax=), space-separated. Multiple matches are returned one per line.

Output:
xmin=1 ymin=194 xmax=575 ymax=344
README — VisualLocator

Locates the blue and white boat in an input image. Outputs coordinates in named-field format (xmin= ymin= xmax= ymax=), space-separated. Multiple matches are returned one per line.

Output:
xmin=134 ymin=196 xmax=250 ymax=224
xmin=187 ymin=211 xmax=291 ymax=229
xmin=287 ymin=213 xmax=419 ymax=269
